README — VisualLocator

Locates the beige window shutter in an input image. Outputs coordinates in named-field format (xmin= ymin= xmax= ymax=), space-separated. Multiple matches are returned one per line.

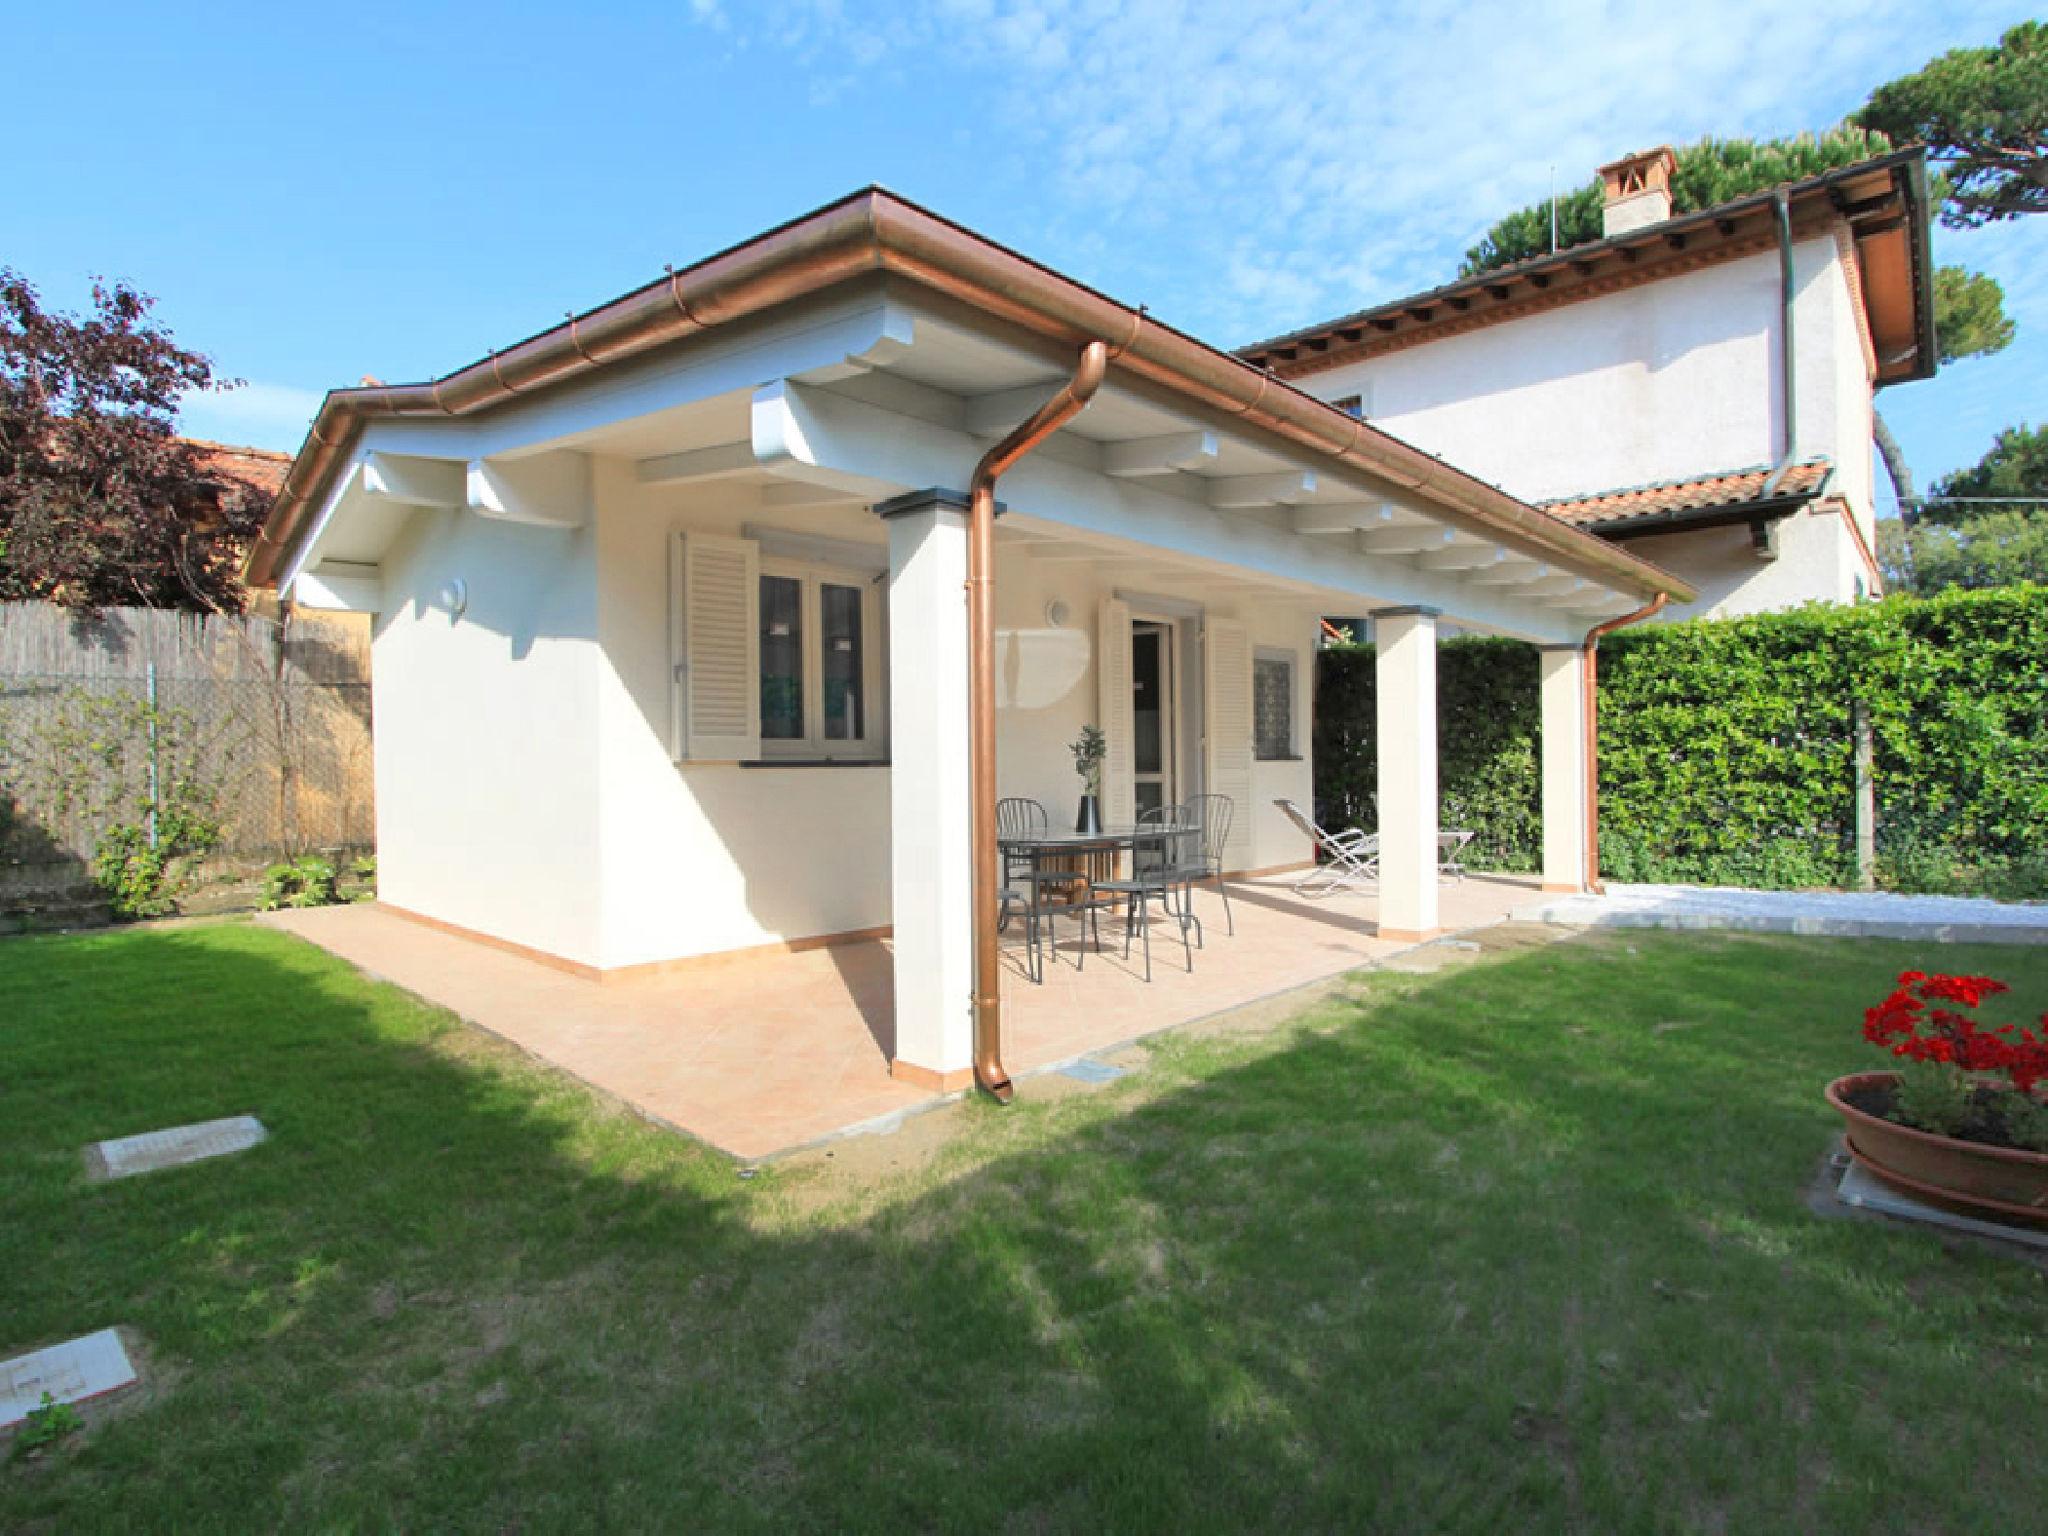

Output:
xmin=1203 ymin=618 xmax=1255 ymax=872
xmin=670 ymin=531 xmax=761 ymax=761
xmin=1096 ymin=597 xmax=1134 ymax=826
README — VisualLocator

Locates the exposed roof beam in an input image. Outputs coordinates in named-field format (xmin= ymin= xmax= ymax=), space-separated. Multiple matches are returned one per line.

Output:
xmin=361 ymin=451 xmax=463 ymax=508
xmin=1101 ymin=429 xmax=1219 ymax=478
xmin=1024 ymin=541 xmax=1120 ymax=562
xmin=1359 ymin=524 xmax=1456 ymax=556
xmin=1205 ymin=471 xmax=1317 ymax=508
xmin=1290 ymin=501 xmax=1404 ymax=535
xmin=467 ymin=450 xmax=591 ymax=527
xmin=965 ymin=382 xmax=1071 ymax=437
xmin=1418 ymin=542 xmax=1508 ymax=572
xmin=1467 ymin=560 xmax=1550 ymax=587
xmin=635 ymin=441 xmax=756 ymax=484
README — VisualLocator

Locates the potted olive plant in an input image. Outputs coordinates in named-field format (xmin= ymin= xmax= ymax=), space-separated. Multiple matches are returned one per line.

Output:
xmin=1070 ymin=724 xmax=1107 ymax=834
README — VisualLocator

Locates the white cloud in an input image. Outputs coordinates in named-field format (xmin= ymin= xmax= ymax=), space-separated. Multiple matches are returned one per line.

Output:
xmin=712 ymin=0 xmax=2020 ymax=343
xmin=176 ymin=380 xmax=324 ymax=452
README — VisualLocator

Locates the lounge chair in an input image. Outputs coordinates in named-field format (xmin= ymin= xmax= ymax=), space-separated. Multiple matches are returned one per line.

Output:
xmin=1274 ymin=799 xmax=1380 ymax=897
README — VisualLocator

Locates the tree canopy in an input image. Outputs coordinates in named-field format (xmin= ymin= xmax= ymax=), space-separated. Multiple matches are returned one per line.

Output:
xmin=1457 ymin=130 xmax=1893 ymax=275
xmin=1926 ymin=423 xmax=2048 ymax=520
xmin=1854 ymin=20 xmax=2048 ymax=227
xmin=1880 ymin=425 xmax=2048 ymax=594
xmin=0 ymin=271 xmax=268 ymax=612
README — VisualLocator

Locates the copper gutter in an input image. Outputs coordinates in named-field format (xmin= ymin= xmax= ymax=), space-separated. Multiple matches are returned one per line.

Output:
xmin=966 ymin=341 xmax=1109 ymax=1101
xmin=245 ymin=189 xmax=1691 ymax=608
xmin=1579 ymin=592 xmax=1668 ymax=894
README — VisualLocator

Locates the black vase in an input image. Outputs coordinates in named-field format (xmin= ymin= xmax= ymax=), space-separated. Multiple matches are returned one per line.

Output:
xmin=1075 ymin=793 xmax=1103 ymax=835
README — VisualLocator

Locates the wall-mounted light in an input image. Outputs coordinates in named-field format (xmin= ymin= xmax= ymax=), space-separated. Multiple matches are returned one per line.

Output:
xmin=440 ymin=577 xmax=468 ymax=624
xmin=1044 ymin=598 xmax=1071 ymax=628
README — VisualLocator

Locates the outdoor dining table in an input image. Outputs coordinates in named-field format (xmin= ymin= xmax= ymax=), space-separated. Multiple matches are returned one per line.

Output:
xmin=996 ymin=823 xmax=1178 ymax=904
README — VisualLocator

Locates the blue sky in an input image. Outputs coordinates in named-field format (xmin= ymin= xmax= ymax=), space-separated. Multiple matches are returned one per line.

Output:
xmin=10 ymin=0 xmax=2039 ymax=507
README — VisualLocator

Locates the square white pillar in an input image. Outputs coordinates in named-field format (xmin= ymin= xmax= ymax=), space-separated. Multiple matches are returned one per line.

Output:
xmin=878 ymin=489 xmax=975 ymax=1089
xmin=1374 ymin=606 xmax=1439 ymax=940
xmin=1539 ymin=645 xmax=1592 ymax=893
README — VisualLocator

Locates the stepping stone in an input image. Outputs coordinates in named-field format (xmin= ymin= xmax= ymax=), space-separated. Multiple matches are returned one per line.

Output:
xmin=0 ymin=1329 xmax=137 ymax=1428
xmin=1057 ymin=1057 xmax=1127 ymax=1085
xmin=85 ymin=1115 xmax=267 ymax=1181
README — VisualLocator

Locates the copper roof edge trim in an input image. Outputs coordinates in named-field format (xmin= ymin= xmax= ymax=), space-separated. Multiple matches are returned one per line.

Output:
xmin=1237 ymin=146 xmax=1931 ymax=359
xmin=248 ymin=190 xmax=1693 ymax=604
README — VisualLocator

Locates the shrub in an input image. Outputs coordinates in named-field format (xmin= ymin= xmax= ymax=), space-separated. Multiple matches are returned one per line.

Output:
xmin=260 ymin=856 xmax=339 ymax=910
xmin=1315 ymin=587 xmax=2048 ymax=896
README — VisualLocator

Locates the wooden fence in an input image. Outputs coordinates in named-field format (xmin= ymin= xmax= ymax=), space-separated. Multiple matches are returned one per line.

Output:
xmin=0 ymin=602 xmax=374 ymax=902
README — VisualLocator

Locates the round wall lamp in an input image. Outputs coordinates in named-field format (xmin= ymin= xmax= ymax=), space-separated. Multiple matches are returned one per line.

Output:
xmin=440 ymin=577 xmax=469 ymax=624
xmin=1044 ymin=598 xmax=1071 ymax=628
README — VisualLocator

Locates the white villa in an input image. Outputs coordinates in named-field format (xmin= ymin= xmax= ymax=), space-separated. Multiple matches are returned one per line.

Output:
xmin=1241 ymin=147 xmax=1937 ymax=619
xmin=247 ymin=188 xmax=1700 ymax=1095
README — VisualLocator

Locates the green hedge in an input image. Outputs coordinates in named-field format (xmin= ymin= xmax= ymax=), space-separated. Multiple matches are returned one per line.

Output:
xmin=1313 ymin=586 xmax=2048 ymax=898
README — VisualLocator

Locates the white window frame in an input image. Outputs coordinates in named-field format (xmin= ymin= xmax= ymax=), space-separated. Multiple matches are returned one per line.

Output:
xmin=1253 ymin=646 xmax=1299 ymax=761
xmin=757 ymin=555 xmax=887 ymax=761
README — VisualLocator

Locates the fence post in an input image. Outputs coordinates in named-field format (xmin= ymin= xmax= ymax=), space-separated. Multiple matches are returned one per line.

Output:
xmin=146 ymin=660 xmax=161 ymax=852
xmin=1853 ymin=699 xmax=1875 ymax=892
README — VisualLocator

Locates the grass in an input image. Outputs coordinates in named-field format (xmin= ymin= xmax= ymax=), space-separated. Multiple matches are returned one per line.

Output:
xmin=3 ymin=919 xmax=2047 ymax=1531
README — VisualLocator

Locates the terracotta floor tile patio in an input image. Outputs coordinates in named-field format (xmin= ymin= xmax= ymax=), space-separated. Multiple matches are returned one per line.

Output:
xmin=261 ymin=872 xmax=1541 ymax=1160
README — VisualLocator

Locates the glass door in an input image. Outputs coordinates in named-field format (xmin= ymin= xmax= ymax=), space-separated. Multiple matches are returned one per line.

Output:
xmin=1131 ymin=621 xmax=1175 ymax=817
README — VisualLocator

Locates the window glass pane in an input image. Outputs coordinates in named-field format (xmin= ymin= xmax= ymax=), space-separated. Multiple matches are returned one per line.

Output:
xmin=760 ymin=574 xmax=803 ymax=740
xmin=1132 ymin=627 xmax=1163 ymax=775
xmin=1254 ymin=656 xmax=1293 ymax=760
xmin=821 ymin=582 xmax=863 ymax=740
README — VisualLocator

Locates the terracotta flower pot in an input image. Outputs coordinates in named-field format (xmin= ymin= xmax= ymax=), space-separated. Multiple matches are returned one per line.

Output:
xmin=1826 ymin=1070 xmax=2048 ymax=1228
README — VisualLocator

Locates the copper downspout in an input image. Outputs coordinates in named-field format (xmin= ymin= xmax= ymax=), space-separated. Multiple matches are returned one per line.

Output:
xmin=1579 ymin=592 xmax=1668 ymax=894
xmin=966 ymin=340 xmax=1109 ymax=1101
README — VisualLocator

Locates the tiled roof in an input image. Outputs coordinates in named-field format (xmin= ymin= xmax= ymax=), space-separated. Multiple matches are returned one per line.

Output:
xmin=1543 ymin=460 xmax=1832 ymax=529
xmin=182 ymin=438 xmax=293 ymax=499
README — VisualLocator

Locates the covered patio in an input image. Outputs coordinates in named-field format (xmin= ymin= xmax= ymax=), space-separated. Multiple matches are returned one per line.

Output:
xmin=265 ymin=871 xmax=1542 ymax=1160
xmin=251 ymin=188 xmax=1693 ymax=1115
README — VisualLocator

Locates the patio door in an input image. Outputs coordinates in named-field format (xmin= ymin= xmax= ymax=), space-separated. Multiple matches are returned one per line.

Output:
xmin=1131 ymin=621 xmax=1176 ymax=816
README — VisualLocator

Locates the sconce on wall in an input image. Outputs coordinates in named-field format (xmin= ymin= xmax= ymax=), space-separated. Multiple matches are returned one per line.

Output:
xmin=1044 ymin=598 xmax=1071 ymax=629
xmin=440 ymin=577 xmax=469 ymax=624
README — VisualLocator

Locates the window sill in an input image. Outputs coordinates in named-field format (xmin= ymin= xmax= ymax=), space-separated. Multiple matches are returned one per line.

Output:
xmin=1255 ymin=754 xmax=1306 ymax=763
xmin=738 ymin=758 xmax=891 ymax=769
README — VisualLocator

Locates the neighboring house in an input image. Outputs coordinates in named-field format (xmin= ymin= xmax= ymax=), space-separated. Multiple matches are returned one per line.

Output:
xmin=245 ymin=189 xmax=1689 ymax=1090
xmin=184 ymin=437 xmax=294 ymax=503
xmin=1240 ymin=147 xmax=1937 ymax=619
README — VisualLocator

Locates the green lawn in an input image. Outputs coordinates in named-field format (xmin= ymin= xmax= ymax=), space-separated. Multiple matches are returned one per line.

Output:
xmin=3 ymin=920 xmax=2046 ymax=1531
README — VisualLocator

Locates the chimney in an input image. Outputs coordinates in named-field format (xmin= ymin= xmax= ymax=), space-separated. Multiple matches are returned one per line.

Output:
xmin=1597 ymin=146 xmax=1677 ymax=236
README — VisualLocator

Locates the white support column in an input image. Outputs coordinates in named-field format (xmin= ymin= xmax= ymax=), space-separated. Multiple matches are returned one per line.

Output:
xmin=877 ymin=489 xmax=975 ymax=1090
xmin=1539 ymin=645 xmax=1592 ymax=893
xmin=1374 ymin=607 xmax=1440 ymax=941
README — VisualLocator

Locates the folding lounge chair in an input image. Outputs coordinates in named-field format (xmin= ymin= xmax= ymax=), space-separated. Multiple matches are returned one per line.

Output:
xmin=1274 ymin=799 xmax=1380 ymax=897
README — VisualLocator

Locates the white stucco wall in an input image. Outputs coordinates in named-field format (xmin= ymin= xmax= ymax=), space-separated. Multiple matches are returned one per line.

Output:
xmin=369 ymin=503 xmax=607 ymax=967
xmin=1298 ymin=228 xmax=1880 ymax=613
xmin=1613 ymin=505 xmax=1871 ymax=620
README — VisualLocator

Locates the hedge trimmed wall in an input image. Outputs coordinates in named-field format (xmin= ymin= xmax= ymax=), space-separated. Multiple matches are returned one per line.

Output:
xmin=1313 ymin=586 xmax=2048 ymax=898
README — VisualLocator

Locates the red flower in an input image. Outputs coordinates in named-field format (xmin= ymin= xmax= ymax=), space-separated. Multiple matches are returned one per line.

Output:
xmin=1861 ymin=971 xmax=2045 ymax=1102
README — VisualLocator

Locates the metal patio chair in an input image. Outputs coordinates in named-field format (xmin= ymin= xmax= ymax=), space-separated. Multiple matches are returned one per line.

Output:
xmin=996 ymin=796 xmax=1083 ymax=973
xmin=1174 ymin=792 xmax=1236 ymax=939
xmin=1089 ymin=805 xmax=1200 ymax=983
xmin=1274 ymin=798 xmax=1381 ymax=897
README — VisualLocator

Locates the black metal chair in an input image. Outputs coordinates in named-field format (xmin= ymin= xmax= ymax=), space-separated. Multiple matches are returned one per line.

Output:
xmin=1176 ymin=793 xmax=1236 ymax=938
xmin=996 ymin=796 xmax=1081 ymax=976
xmin=1090 ymin=805 xmax=1199 ymax=982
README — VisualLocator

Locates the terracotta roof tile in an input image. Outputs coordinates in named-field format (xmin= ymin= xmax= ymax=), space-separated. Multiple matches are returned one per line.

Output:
xmin=181 ymin=437 xmax=293 ymax=499
xmin=1543 ymin=460 xmax=1832 ymax=529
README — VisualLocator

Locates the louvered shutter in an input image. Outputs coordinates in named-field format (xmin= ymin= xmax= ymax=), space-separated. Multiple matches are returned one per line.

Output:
xmin=1203 ymin=618 xmax=1255 ymax=872
xmin=670 ymin=532 xmax=761 ymax=761
xmin=1097 ymin=597 xmax=1134 ymax=826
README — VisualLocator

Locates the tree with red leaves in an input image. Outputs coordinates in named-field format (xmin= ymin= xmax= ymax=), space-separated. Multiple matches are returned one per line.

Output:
xmin=1 ymin=270 xmax=270 ymax=612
